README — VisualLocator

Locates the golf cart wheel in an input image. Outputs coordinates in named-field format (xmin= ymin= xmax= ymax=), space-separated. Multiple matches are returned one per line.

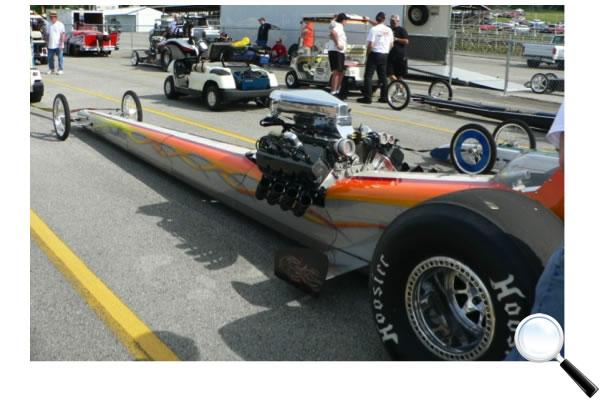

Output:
xmin=164 ymin=76 xmax=180 ymax=100
xmin=450 ymin=124 xmax=496 ymax=174
xmin=203 ymin=84 xmax=222 ymax=111
xmin=255 ymin=97 xmax=270 ymax=108
xmin=369 ymin=188 xmax=563 ymax=360
xmin=285 ymin=71 xmax=299 ymax=88
xmin=428 ymin=79 xmax=453 ymax=100
xmin=131 ymin=50 xmax=139 ymax=66
xmin=121 ymin=90 xmax=143 ymax=122
xmin=386 ymin=79 xmax=411 ymax=111
xmin=52 ymin=94 xmax=71 ymax=141
xmin=530 ymin=73 xmax=548 ymax=94
xmin=493 ymin=119 xmax=536 ymax=150
xmin=161 ymin=48 xmax=172 ymax=71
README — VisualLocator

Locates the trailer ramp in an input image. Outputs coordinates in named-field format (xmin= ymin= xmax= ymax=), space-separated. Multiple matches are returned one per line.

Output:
xmin=409 ymin=65 xmax=526 ymax=92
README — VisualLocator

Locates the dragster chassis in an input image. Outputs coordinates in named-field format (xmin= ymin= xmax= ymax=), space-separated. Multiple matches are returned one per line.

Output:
xmin=48 ymin=90 xmax=563 ymax=362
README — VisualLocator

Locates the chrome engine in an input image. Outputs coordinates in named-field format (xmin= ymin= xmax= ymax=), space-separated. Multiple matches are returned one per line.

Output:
xmin=255 ymin=90 xmax=403 ymax=216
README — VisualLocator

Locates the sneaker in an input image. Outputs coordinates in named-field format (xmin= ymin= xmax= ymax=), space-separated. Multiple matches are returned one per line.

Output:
xmin=46 ymin=69 xmax=54 ymax=75
xmin=377 ymin=98 xmax=387 ymax=103
xmin=57 ymin=70 xmax=63 ymax=75
xmin=334 ymin=93 xmax=346 ymax=100
xmin=356 ymin=97 xmax=372 ymax=104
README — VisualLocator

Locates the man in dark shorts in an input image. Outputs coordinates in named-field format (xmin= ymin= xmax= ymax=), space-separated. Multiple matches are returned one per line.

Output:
xmin=387 ymin=14 xmax=409 ymax=80
xmin=328 ymin=13 xmax=348 ymax=98
xmin=256 ymin=17 xmax=279 ymax=47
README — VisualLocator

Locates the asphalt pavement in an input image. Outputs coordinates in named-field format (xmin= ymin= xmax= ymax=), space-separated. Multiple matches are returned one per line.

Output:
xmin=30 ymin=47 xmax=561 ymax=361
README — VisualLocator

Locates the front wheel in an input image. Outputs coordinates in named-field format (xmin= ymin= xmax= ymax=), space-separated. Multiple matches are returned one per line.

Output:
xmin=450 ymin=124 xmax=496 ymax=174
xmin=530 ymin=73 xmax=549 ymax=94
xmin=204 ymin=84 xmax=222 ymax=111
xmin=386 ymin=79 xmax=411 ymax=111
xmin=121 ymin=90 xmax=143 ymax=122
xmin=369 ymin=188 xmax=563 ymax=360
xmin=131 ymin=51 xmax=139 ymax=66
xmin=493 ymin=119 xmax=536 ymax=150
xmin=428 ymin=79 xmax=453 ymax=100
xmin=164 ymin=75 xmax=180 ymax=99
xmin=52 ymin=94 xmax=71 ymax=141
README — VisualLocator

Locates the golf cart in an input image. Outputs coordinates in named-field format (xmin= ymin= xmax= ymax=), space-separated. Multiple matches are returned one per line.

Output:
xmin=163 ymin=42 xmax=278 ymax=110
xmin=285 ymin=14 xmax=378 ymax=96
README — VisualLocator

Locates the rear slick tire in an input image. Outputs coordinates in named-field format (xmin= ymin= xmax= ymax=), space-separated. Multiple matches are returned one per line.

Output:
xmin=369 ymin=188 xmax=563 ymax=360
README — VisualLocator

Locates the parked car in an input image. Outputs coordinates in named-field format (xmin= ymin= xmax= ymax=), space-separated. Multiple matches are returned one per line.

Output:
xmin=523 ymin=35 xmax=564 ymax=69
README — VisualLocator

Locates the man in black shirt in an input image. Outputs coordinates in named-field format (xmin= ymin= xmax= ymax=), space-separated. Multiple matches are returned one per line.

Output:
xmin=387 ymin=14 xmax=409 ymax=80
xmin=256 ymin=17 xmax=279 ymax=47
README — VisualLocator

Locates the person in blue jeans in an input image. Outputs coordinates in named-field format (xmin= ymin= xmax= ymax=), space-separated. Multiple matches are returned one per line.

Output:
xmin=46 ymin=10 xmax=65 ymax=75
xmin=506 ymin=103 xmax=565 ymax=361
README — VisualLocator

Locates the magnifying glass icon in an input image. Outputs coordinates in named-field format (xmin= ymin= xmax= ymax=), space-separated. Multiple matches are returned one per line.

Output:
xmin=515 ymin=314 xmax=598 ymax=397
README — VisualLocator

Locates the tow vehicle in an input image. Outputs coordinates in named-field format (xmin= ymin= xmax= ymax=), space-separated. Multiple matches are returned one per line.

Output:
xmin=163 ymin=42 xmax=277 ymax=110
xmin=49 ymin=89 xmax=563 ymax=361
xmin=285 ymin=14 xmax=379 ymax=96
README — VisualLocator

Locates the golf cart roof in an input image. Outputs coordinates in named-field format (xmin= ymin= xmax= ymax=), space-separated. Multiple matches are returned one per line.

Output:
xmin=302 ymin=14 xmax=369 ymax=24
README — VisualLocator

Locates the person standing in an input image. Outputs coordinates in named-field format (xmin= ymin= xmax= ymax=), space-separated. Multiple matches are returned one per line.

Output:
xmin=357 ymin=12 xmax=394 ymax=104
xmin=45 ymin=10 xmax=65 ymax=75
xmin=328 ymin=13 xmax=348 ymax=98
xmin=301 ymin=19 xmax=314 ymax=55
xmin=166 ymin=14 xmax=180 ymax=38
xmin=505 ymin=103 xmax=565 ymax=361
xmin=387 ymin=14 xmax=409 ymax=81
xmin=256 ymin=18 xmax=279 ymax=47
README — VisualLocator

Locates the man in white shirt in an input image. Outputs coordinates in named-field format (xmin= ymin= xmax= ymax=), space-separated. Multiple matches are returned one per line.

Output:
xmin=167 ymin=14 xmax=180 ymax=38
xmin=328 ymin=13 xmax=348 ymax=98
xmin=46 ymin=10 xmax=65 ymax=75
xmin=357 ymin=12 xmax=394 ymax=104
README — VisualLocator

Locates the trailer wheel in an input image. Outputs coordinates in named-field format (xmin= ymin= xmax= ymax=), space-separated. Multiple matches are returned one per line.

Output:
xmin=530 ymin=73 xmax=548 ymax=94
xmin=121 ymin=90 xmax=143 ymax=122
xmin=285 ymin=71 xmax=299 ymax=88
xmin=527 ymin=59 xmax=540 ymax=68
xmin=428 ymin=79 xmax=453 ymax=100
xmin=544 ymin=73 xmax=559 ymax=94
xmin=493 ymin=119 xmax=536 ymax=150
xmin=450 ymin=124 xmax=496 ymax=174
xmin=131 ymin=50 xmax=139 ymax=66
xmin=386 ymin=79 xmax=411 ymax=111
xmin=52 ymin=94 xmax=71 ymax=141
xmin=161 ymin=48 xmax=172 ymax=71
xmin=369 ymin=188 xmax=563 ymax=360
xmin=204 ymin=84 xmax=222 ymax=111
xmin=163 ymin=76 xmax=180 ymax=100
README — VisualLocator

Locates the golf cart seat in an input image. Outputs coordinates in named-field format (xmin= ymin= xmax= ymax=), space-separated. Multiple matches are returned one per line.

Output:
xmin=174 ymin=57 xmax=198 ymax=77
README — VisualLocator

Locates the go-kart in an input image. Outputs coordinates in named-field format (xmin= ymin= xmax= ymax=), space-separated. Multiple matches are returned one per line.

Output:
xmin=163 ymin=42 xmax=278 ymax=111
xmin=285 ymin=14 xmax=379 ymax=95
xmin=132 ymin=35 xmax=201 ymax=72
xmin=49 ymin=89 xmax=563 ymax=361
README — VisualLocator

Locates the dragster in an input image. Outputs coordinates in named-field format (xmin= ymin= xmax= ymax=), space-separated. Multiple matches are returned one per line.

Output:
xmin=49 ymin=89 xmax=563 ymax=361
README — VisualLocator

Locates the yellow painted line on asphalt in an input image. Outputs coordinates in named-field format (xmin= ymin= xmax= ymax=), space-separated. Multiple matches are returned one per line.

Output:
xmin=44 ymin=79 xmax=256 ymax=144
xmin=353 ymin=109 xmax=455 ymax=134
xmin=30 ymin=209 xmax=181 ymax=361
